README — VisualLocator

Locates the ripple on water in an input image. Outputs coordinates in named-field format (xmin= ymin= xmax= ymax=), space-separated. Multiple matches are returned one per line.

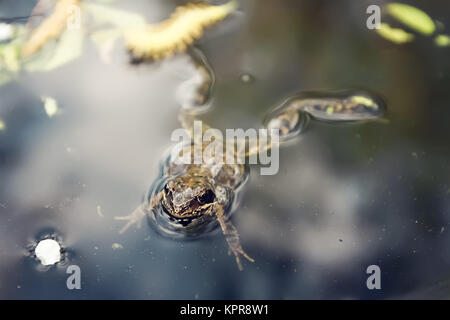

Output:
xmin=26 ymin=229 xmax=70 ymax=272
xmin=142 ymin=144 xmax=250 ymax=240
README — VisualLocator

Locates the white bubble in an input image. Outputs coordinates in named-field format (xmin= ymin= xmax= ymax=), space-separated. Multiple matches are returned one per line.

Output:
xmin=35 ymin=239 xmax=61 ymax=266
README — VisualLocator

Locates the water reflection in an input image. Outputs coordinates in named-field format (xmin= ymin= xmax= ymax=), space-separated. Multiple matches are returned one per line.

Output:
xmin=0 ymin=0 xmax=450 ymax=299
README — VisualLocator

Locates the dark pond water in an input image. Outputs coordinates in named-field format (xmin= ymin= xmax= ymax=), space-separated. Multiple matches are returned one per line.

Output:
xmin=1 ymin=0 xmax=450 ymax=299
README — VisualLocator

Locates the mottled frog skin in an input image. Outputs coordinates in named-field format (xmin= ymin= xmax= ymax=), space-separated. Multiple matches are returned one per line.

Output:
xmin=265 ymin=90 xmax=386 ymax=141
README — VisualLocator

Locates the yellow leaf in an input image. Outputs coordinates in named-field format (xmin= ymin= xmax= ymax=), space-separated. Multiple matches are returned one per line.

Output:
xmin=23 ymin=0 xmax=80 ymax=57
xmin=125 ymin=0 xmax=238 ymax=61
xmin=351 ymin=96 xmax=377 ymax=109
xmin=376 ymin=23 xmax=414 ymax=44
xmin=435 ymin=34 xmax=450 ymax=47
xmin=386 ymin=3 xmax=435 ymax=35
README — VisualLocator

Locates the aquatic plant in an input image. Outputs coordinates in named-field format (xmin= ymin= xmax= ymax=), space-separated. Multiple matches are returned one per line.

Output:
xmin=124 ymin=1 xmax=238 ymax=61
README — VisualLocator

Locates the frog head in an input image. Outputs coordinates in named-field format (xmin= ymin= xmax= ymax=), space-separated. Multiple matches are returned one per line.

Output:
xmin=162 ymin=175 xmax=216 ymax=219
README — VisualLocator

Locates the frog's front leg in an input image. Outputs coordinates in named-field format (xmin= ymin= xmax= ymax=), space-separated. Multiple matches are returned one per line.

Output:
xmin=115 ymin=191 xmax=163 ymax=234
xmin=215 ymin=204 xmax=254 ymax=271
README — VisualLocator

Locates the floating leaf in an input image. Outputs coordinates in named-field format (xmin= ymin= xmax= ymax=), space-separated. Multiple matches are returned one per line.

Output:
xmin=376 ymin=23 xmax=414 ymax=44
xmin=386 ymin=3 xmax=435 ymax=35
xmin=435 ymin=34 xmax=450 ymax=47
xmin=41 ymin=95 xmax=59 ymax=117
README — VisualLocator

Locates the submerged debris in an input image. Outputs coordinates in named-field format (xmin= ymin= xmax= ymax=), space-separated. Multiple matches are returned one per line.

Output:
xmin=112 ymin=243 xmax=123 ymax=250
xmin=96 ymin=205 xmax=104 ymax=218
xmin=41 ymin=95 xmax=59 ymax=117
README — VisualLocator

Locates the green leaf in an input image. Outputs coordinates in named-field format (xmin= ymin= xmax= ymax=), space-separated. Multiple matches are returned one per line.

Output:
xmin=386 ymin=3 xmax=435 ymax=35
xmin=435 ymin=34 xmax=450 ymax=47
xmin=376 ymin=23 xmax=414 ymax=44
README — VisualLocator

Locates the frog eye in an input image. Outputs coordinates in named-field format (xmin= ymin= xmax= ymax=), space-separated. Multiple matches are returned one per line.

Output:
xmin=197 ymin=190 xmax=215 ymax=204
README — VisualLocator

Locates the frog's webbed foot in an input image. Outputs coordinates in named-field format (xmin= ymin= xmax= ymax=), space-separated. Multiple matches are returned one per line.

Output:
xmin=224 ymin=223 xmax=255 ymax=271
xmin=215 ymin=204 xmax=254 ymax=271
xmin=114 ymin=205 xmax=147 ymax=234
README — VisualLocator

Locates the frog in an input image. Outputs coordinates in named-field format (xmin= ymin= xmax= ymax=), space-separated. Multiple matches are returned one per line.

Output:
xmin=115 ymin=89 xmax=386 ymax=270
xmin=115 ymin=113 xmax=254 ymax=270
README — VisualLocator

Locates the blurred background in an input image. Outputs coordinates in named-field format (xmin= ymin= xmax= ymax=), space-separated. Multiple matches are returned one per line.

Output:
xmin=1 ymin=0 xmax=450 ymax=299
